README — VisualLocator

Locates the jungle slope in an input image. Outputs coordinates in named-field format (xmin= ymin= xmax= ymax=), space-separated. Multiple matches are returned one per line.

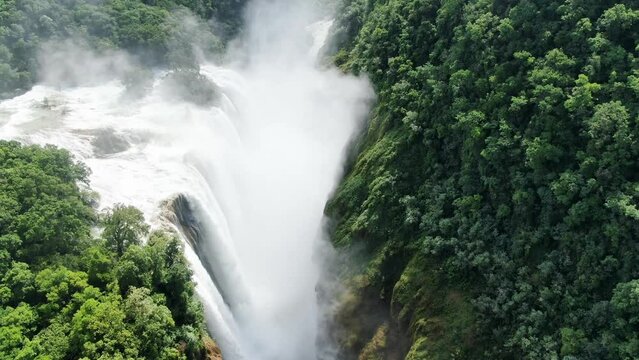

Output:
xmin=325 ymin=0 xmax=639 ymax=359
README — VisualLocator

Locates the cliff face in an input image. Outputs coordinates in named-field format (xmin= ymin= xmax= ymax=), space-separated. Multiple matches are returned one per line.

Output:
xmin=325 ymin=0 xmax=639 ymax=359
xmin=202 ymin=336 xmax=224 ymax=360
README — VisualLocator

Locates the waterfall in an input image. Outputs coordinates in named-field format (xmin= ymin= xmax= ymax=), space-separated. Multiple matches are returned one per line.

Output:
xmin=0 ymin=1 xmax=373 ymax=359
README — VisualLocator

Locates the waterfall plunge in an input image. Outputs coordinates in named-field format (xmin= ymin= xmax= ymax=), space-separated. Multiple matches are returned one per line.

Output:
xmin=0 ymin=1 xmax=372 ymax=359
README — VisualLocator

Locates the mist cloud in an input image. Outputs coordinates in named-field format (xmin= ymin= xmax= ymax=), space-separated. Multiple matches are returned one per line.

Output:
xmin=219 ymin=1 xmax=373 ymax=359
xmin=38 ymin=40 xmax=135 ymax=87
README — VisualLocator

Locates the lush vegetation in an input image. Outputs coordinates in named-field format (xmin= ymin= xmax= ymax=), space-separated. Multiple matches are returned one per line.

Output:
xmin=0 ymin=0 xmax=246 ymax=99
xmin=0 ymin=141 xmax=215 ymax=359
xmin=326 ymin=0 xmax=639 ymax=359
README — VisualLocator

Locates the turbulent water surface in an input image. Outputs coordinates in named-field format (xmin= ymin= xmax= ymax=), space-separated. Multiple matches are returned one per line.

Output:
xmin=0 ymin=1 xmax=372 ymax=359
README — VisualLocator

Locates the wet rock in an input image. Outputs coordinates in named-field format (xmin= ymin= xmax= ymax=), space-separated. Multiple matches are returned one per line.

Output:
xmin=89 ymin=128 xmax=130 ymax=157
xmin=203 ymin=336 xmax=223 ymax=360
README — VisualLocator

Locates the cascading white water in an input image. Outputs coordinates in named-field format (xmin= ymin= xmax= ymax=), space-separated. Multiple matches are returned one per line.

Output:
xmin=0 ymin=1 xmax=372 ymax=359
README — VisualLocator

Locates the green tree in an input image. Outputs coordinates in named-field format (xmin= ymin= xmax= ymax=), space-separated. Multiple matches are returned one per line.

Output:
xmin=80 ymin=244 xmax=115 ymax=288
xmin=1 ymin=262 xmax=35 ymax=306
xmin=124 ymin=287 xmax=176 ymax=359
xmin=102 ymin=204 xmax=149 ymax=257
xmin=69 ymin=296 xmax=139 ymax=359
xmin=0 ymin=303 xmax=37 ymax=360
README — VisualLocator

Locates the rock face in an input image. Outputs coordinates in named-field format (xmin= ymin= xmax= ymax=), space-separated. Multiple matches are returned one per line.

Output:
xmin=203 ymin=336 xmax=223 ymax=360
xmin=165 ymin=193 xmax=203 ymax=249
xmin=163 ymin=193 xmax=232 ymax=304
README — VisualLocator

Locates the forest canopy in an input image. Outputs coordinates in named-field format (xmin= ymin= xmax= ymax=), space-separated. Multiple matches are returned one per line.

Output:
xmin=0 ymin=140 xmax=212 ymax=360
xmin=326 ymin=0 xmax=639 ymax=359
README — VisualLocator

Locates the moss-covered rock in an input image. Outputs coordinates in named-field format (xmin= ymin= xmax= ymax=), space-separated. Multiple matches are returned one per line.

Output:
xmin=331 ymin=251 xmax=475 ymax=360
xmin=359 ymin=324 xmax=389 ymax=360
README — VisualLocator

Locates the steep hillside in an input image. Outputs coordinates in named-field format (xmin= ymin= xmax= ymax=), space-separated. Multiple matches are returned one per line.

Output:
xmin=326 ymin=0 xmax=639 ymax=359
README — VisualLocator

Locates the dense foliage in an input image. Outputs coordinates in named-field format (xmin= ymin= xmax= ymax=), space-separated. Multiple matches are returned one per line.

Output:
xmin=326 ymin=0 xmax=639 ymax=359
xmin=0 ymin=141 xmax=211 ymax=359
xmin=0 ymin=0 xmax=246 ymax=98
